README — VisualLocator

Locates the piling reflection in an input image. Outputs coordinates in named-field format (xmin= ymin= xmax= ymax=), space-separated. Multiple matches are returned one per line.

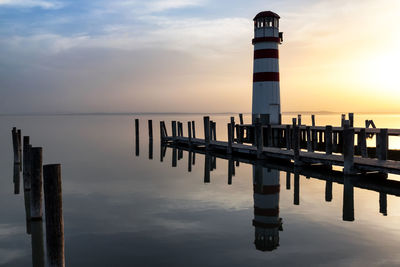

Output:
xmin=160 ymin=143 xmax=400 ymax=252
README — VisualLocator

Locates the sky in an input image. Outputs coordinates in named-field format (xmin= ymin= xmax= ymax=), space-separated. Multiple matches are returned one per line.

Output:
xmin=0 ymin=0 xmax=399 ymax=114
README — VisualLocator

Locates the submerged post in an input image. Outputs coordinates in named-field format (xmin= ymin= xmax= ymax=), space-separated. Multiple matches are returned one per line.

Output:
xmin=43 ymin=164 xmax=65 ymax=267
xmin=30 ymin=147 xmax=43 ymax=220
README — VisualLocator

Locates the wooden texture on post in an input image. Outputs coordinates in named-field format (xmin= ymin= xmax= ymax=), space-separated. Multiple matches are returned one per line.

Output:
xmin=43 ymin=164 xmax=65 ymax=267
xmin=239 ymin=114 xmax=244 ymax=125
xmin=359 ymin=129 xmax=368 ymax=158
xmin=230 ymin=117 xmax=235 ymax=142
xmin=13 ymin=163 xmax=20 ymax=194
xmin=203 ymin=116 xmax=210 ymax=149
xmin=23 ymin=136 xmax=31 ymax=191
xmin=212 ymin=121 xmax=217 ymax=141
xmin=377 ymin=129 xmax=388 ymax=160
xmin=17 ymin=129 xmax=22 ymax=166
xmin=341 ymin=114 xmax=346 ymax=127
xmin=349 ymin=113 xmax=354 ymax=128
xmin=311 ymin=115 xmax=315 ymax=127
xmin=12 ymin=128 xmax=20 ymax=163
xmin=30 ymin=147 xmax=43 ymax=220
xmin=293 ymin=126 xmax=300 ymax=164
xmin=297 ymin=114 xmax=302 ymax=126
xmin=159 ymin=121 xmax=164 ymax=142
xmin=191 ymin=121 xmax=196 ymax=139
xmin=187 ymin=121 xmax=192 ymax=145
xmin=235 ymin=125 xmax=240 ymax=143
xmin=227 ymin=123 xmax=233 ymax=154
xmin=306 ymin=126 xmax=312 ymax=152
xmin=255 ymin=119 xmax=263 ymax=158
xmin=312 ymin=127 xmax=317 ymax=151
xmin=325 ymin=125 xmax=332 ymax=155
xmin=285 ymin=125 xmax=290 ymax=150
xmin=148 ymin=120 xmax=153 ymax=140
xmin=171 ymin=121 xmax=177 ymax=141
xmin=343 ymin=121 xmax=354 ymax=174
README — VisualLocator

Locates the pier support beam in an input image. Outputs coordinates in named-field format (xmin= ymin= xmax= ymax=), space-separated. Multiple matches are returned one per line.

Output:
xmin=343 ymin=121 xmax=355 ymax=174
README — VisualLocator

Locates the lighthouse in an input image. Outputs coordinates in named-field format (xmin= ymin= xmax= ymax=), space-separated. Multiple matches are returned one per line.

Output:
xmin=252 ymin=164 xmax=283 ymax=251
xmin=252 ymin=11 xmax=283 ymax=125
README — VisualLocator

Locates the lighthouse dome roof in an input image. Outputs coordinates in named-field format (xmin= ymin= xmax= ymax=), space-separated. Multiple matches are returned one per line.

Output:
xmin=254 ymin=11 xmax=280 ymax=20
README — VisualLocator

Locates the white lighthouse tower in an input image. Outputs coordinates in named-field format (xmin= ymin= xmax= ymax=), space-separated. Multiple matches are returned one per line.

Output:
xmin=252 ymin=165 xmax=282 ymax=251
xmin=252 ymin=11 xmax=283 ymax=124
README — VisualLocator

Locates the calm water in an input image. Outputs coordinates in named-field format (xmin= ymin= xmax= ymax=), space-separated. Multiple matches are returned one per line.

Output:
xmin=1 ymin=114 xmax=400 ymax=266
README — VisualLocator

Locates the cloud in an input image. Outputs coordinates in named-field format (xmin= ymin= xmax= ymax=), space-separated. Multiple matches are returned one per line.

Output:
xmin=0 ymin=0 xmax=64 ymax=9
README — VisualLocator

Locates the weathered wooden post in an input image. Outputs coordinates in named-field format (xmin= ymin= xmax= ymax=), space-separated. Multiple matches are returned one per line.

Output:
xmin=172 ymin=148 xmax=177 ymax=167
xmin=12 ymin=128 xmax=20 ymax=163
xmin=312 ymin=127 xmax=317 ymax=151
xmin=255 ymin=118 xmax=263 ymax=158
xmin=348 ymin=113 xmax=354 ymax=127
xmin=17 ymin=129 xmax=22 ymax=168
xmin=325 ymin=125 xmax=333 ymax=155
xmin=177 ymin=122 xmax=182 ymax=137
xmin=343 ymin=121 xmax=354 ymax=174
xmin=203 ymin=116 xmax=210 ymax=150
xmin=333 ymin=131 xmax=338 ymax=152
xmin=311 ymin=115 xmax=315 ymax=127
xmin=230 ymin=117 xmax=235 ymax=141
xmin=171 ymin=121 xmax=177 ymax=141
xmin=148 ymin=120 xmax=153 ymax=140
xmin=204 ymin=153 xmax=211 ymax=183
xmin=297 ymin=114 xmax=302 ymax=126
xmin=135 ymin=119 xmax=139 ymax=140
xmin=192 ymin=121 xmax=196 ymax=139
xmin=43 ymin=164 xmax=65 ymax=267
xmin=285 ymin=125 xmax=291 ymax=150
xmin=187 ymin=121 xmax=192 ymax=146
xmin=30 ymin=147 xmax=43 ymax=220
xmin=212 ymin=121 xmax=217 ymax=141
xmin=13 ymin=163 xmax=20 ymax=194
xmin=325 ymin=181 xmax=333 ymax=202
xmin=227 ymin=123 xmax=233 ymax=154
xmin=235 ymin=125 xmax=240 ymax=143
xmin=306 ymin=126 xmax=312 ymax=152
xmin=23 ymin=136 xmax=31 ymax=191
xmin=359 ymin=128 xmax=368 ymax=158
xmin=286 ymin=172 xmax=290 ymax=190
xmin=342 ymin=176 xmax=355 ymax=221
xmin=239 ymin=113 xmax=244 ymax=125
xmin=376 ymin=129 xmax=388 ymax=160
xmin=159 ymin=121 xmax=165 ymax=142
xmin=341 ymin=114 xmax=346 ymax=127
xmin=293 ymin=125 xmax=300 ymax=165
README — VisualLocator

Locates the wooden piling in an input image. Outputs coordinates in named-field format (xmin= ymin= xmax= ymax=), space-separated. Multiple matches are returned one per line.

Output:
xmin=212 ymin=121 xmax=217 ymax=141
xmin=30 ymin=147 xmax=43 ymax=220
xmin=227 ymin=123 xmax=233 ymax=154
xmin=228 ymin=159 xmax=234 ymax=185
xmin=172 ymin=121 xmax=177 ymax=141
xmin=311 ymin=115 xmax=315 ymax=127
xmin=343 ymin=121 xmax=354 ymax=174
xmin=255 ymin=119 xmax=263 ymax=158
xmin=13 ymin=163 xmax=20 ymax=194
xmin=379 ymin=192 xmax=387 ymax=216
xmin=297 ymin=114 xmax=302 ymax=126
xmin=187 ymin=121 xmax=192 ymax=146
xmin=17 ymin=129 xmax=22 ymax=167
xmin=135 ymin=119 xmax=139 ymax=140
xmin=31 ymin=220 xmax=45 ymax=267
xmin=285 ymin=125 xmax=291 ymax=150
xmin=192 ymin=121 xmax=196 ymax=139
xmin=172 ymin=148 xmax=177 ymax=167
xmin=377 ymin=129 xmax=388 ymax=160
xmin=294 ymin=172 xmax=300 ymax=205
xmin=23 ymin=136 xmax=31 ymax=191
xmin=203 ymin=116 xmax=210 ymax=149
xmin=325 ymin=125 xmax=332 ymax=155
xmin=177 ymin=122 xmax=182 ymax=137
xmin=239 ymin=113 xmax=244 ymax=125
xmin=293 ymin=126 xmax=300 ymax=164
xmin=341 ymin=114 xmax=346 ymax=127
xmin=333 ymin=131 xmax=338 ymax=152
xmin=312 ymin=127 xmax=317 ymax=151
xmin=306 ymin=126 xmax=312 ymax=152
xmin=159 ymin=121 xmax=165 ymax=142
xmin=188 ymin=151 xmax=192 ymax=172
xmin=148 ymin=141 xmax=153 ymax=160
xmin=148 ymin=120 xmax=153 ymax=140
xmin=43 ymin=164 xmax=65 ymax=267
xmin=204 ymin=153 xmax=210 ymax=183
xmin=12 ymin=128 xmax=20 ymax=163
xmin=359 ymin=129 xmax=367 ymax=158
xmin=235 ymin=125 xmax=240 ymax=143
xmin=349 ymin=113 xmax=354 ymax=127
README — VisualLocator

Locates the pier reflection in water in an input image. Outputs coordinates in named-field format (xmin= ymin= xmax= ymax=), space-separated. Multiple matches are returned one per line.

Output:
xmin=161 ymin=141 xmax=398 ymax=252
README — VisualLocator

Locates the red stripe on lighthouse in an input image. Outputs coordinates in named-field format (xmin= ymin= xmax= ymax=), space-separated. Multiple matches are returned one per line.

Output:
xmin=254 ymin=49 xmax=279 ymax=59
xmin=253 ymin=72 xmax=280 ymax=82
xmin=252 ymin=37 xmax=281 ymax=44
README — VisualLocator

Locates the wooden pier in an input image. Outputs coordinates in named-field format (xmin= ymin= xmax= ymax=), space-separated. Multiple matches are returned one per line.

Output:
xmin=159 ymin=114 xmax=400 ymax=176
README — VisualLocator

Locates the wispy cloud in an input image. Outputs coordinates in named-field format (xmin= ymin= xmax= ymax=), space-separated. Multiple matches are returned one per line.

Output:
xmin=0 ymin=0 xmax=64 ymax=9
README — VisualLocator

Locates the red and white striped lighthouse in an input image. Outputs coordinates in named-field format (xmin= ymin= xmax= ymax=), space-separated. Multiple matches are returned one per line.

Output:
xmin=252 ymin=11 xmax=283 ymax=124
xmin=252 ymin=165 xmax=282 ymax=251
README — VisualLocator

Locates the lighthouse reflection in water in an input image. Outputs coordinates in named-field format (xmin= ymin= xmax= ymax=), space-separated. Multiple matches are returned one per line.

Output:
xmin=252 ymin=165 xmax=282 ymax=251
